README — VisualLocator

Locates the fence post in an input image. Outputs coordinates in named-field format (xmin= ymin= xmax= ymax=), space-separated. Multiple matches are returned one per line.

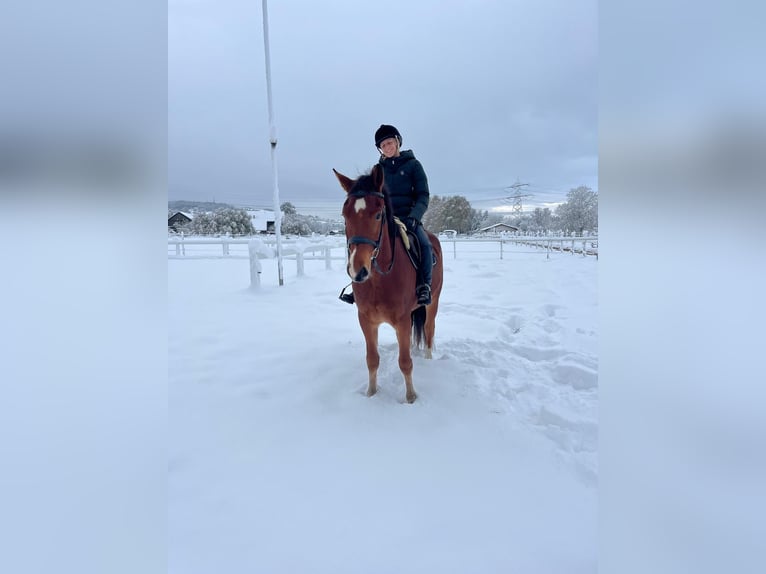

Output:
xmin=223 ymin=237 xmax=230 ymax=256
xmin=324 ymin=246 xmax=332 ymax=270
xmin=175 ymin=239 xmax=181 ymax=256
xmin=296 ymin=251 xmax=304 ymax=276
xmin=248 ymin=240 xmax=262 ymax=289
xmin=453 ymin=240 xmax=457 ymax=259
xmin=500 ymin=240 xmax=503 ymax=260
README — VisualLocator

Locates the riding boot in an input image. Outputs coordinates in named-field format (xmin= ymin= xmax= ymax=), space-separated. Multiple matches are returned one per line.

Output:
xmin=414 ymin=225 xmax=433 ymax=305
xmin=416 ymin=283 xmax=431 ymax=306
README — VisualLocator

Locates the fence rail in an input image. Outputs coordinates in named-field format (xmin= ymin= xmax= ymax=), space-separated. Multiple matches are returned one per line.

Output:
xmin=502 ymin=236 xmax=599 ymax=259
xmin=168 ymin=236 xmax=345 ymax=259
xmin=168 ymin=235 xmax=597 ymax=288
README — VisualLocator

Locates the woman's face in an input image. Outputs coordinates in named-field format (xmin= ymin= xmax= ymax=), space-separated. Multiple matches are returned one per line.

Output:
xmin=378 ymin=137 xmax=400 ymax=158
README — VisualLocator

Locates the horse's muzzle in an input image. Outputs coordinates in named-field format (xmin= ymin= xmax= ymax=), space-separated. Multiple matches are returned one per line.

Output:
xmin=352 ymin=266 xmax=369 ymax=283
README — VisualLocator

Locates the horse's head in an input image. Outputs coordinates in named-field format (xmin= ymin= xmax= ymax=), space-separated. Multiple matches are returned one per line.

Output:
xmin=333 ymin=164 xmax=389 ymax=283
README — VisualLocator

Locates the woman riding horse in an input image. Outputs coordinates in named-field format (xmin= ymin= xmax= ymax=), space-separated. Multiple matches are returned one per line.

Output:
xmin=333 ymin=164 xmax=443 ymax=403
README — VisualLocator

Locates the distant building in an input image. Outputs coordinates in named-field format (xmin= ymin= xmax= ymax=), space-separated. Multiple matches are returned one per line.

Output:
xmin=168 ymin=211 xmax=193 ymax=232
xmin=476 ymin=222 xmax=519 ymax=235
xmin=247 ymin=210 xmax=277 ymax=233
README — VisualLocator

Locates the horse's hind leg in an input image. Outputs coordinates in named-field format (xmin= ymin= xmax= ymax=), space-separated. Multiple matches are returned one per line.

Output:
xmin=394 ymin=322 xmax=416 ymax=403
xmin=359 ymin=318 xmax=380 ymax=397
xmin=424 ymin=300 xmax=439 ymax=359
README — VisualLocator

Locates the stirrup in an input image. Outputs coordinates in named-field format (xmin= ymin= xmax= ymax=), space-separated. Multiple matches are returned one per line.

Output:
xmin=339 ymin=283 xmax=355 ymax=305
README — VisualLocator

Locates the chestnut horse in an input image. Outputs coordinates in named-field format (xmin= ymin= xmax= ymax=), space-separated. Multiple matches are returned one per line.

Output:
xmin=333 ymin=164 xmax=443 ymax=403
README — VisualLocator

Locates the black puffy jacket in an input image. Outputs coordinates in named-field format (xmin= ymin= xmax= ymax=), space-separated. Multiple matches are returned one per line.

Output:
xmin=378 ymin=149 xmax=429 ymax=223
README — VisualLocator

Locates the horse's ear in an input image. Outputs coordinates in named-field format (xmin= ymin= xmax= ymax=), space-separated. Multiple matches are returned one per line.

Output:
xmin=333 ymin=169 xmax=354 ymax=193
xmin=371 ymin=164 xmax=384 ymax=192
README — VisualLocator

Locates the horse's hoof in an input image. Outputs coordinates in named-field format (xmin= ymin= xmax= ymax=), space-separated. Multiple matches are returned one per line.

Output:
xmin=366 ymin=388 xmax=377 ymax=397
xmin=406 ymin=392 xmax=417 ymax=404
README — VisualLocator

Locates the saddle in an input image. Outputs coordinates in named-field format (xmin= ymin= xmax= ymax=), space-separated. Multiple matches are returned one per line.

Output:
xmin=393 ymin=216 xmax=433 ymax=271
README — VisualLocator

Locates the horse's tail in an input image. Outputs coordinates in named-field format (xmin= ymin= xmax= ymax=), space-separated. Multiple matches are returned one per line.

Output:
xmin=411 ymin=305 xmax=426 ymax=349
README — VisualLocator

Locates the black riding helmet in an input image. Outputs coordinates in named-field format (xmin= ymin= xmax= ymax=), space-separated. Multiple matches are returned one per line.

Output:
xmin=374 ymin=124 xmax=402 ymax=148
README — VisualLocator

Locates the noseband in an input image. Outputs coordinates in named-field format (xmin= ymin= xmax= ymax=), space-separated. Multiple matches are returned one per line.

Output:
xmin=346 ymin=189 xmax=395 ymax=275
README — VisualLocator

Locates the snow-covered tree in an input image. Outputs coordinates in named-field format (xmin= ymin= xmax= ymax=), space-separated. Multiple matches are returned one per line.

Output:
xmin=555 ymin=186 xmax=598 ymax=235
xmin=422 ymin=195 xmax=481 ymax=234
xmin=279 ymin=201 xmax=313 ymax=235
xmin=528 ymin=207 xmax=554 ymax=233
xmin=507 ymin=213 xmax=528 ymax=233
xmin=282 ymin=215 xmax=311 ymax=235
xmin=187 ymin=208 xmax=255 ymax=236
xmin=421 ymin=196 xmax=444 ymax=230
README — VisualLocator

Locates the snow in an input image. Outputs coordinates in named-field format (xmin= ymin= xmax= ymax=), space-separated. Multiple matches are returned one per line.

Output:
xmin=169 ymin=245 xmax=598 ymax=573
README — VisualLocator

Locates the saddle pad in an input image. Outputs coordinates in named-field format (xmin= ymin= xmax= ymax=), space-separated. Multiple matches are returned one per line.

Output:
xmin=393 ymin=217 xmax=411 ymax=250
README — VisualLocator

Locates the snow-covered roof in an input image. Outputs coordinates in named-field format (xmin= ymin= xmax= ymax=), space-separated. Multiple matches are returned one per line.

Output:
xmin=477 ymin=222 xmax=518 ymax=232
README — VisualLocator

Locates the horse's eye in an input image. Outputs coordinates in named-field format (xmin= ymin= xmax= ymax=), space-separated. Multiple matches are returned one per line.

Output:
xmin=375 ymin=212 xmax=382 ymax=220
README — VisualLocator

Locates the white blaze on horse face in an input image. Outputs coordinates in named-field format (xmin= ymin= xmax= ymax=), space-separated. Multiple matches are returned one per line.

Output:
xmin=354 ymin=198 xmax=366 ymax=213
xmin=348 ymin=246 xmax=357 ymax=277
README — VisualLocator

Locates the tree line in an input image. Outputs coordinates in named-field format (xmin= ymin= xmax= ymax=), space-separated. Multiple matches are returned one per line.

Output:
xmin=174 ymin=208 xmax=255 ymax=236
xmin=423 ymin=185 xmax=597 ymax=236
xmin=279 ymin=202 xmax=344 ymax=235
xmin=167 ymin=202 xmax=342 ymax=236
xmin=168 ymin=186 xmax=597 ymax=237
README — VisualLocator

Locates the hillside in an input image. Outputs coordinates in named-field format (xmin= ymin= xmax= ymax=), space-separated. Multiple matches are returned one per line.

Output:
xmin=168 ymin=200 xmax=236 ymax=213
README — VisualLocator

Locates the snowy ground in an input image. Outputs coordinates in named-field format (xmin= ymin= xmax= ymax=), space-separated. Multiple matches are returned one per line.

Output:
xmin=169 ymin=246 xmax=598 ymax=573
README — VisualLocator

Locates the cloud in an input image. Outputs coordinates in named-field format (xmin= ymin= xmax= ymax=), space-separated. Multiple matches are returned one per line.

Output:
xmin=169 ymin=0 xmax=597 ymax=217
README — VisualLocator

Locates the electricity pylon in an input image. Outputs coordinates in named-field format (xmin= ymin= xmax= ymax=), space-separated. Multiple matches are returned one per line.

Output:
xmin=503 ymin=179 xmax=532 ymax=212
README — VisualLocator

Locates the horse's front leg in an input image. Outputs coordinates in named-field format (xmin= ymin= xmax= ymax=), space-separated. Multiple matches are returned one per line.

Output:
xmin=358 ymin=317 xmax=380 ymax=397
xmin=394 ymin=321 xmax=416 ymax=403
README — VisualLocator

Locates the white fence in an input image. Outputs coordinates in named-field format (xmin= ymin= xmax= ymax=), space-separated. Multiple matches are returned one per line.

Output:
xmin=167 ymin=236 xmax=345 ymax=261
xmin=168 ymin=235 xmax=597 ymax=288
xmin=488 ymin=236 xmax=599 ymax=259
xmin=168 ymin=236 xmax=347 ymax=288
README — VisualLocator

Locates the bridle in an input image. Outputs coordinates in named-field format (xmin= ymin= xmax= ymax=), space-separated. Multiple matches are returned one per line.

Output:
xmin=345 ymin=189 xmax=396 ymax=275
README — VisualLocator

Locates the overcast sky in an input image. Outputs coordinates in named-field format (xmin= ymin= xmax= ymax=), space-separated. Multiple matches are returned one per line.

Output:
xmin=169 ymin=0 xmax=597 ymax=219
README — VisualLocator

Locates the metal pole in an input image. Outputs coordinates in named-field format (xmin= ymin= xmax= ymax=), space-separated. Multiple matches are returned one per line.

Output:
xmin=261 ymin=0 xmax=284 ymax=285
